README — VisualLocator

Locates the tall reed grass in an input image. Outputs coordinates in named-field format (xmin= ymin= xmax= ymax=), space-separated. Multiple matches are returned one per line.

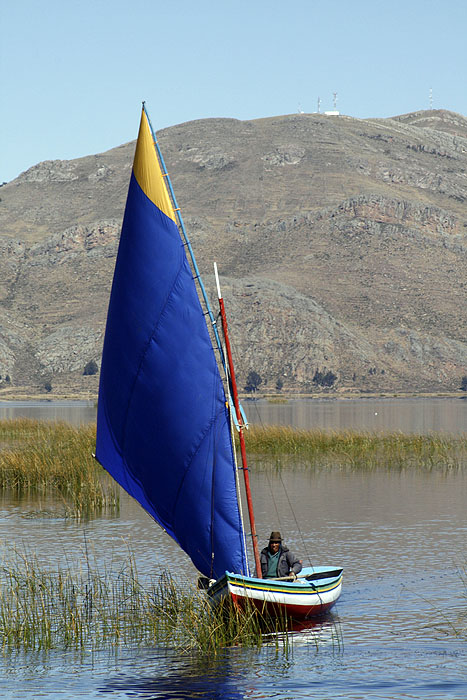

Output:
xmin=0 ymin=548 xmax=290 ymax=655
xmin=1 ymin=420 xmax=465 ymax=518
xmin=242 ymin=426 xmax=467 ymax=471
xmin=0 ymin=419 xmax=118 ymax=517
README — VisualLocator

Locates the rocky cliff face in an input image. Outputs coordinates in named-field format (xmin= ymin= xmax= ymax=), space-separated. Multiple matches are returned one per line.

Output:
xmin=0 ymin=109 xmax=466 ymax=396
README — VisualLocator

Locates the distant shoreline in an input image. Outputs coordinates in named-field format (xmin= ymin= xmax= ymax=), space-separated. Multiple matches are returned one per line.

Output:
xmin=0 ymin=390 xmax=465 ymax=403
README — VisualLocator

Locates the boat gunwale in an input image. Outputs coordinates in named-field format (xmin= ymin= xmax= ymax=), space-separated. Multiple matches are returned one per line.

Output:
xmin=208 ymin=567 xmax=343 ymax=597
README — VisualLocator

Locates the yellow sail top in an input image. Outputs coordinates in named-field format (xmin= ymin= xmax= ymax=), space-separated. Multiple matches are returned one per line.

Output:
xmin=133 ymin=109 xmax=175 ymax=222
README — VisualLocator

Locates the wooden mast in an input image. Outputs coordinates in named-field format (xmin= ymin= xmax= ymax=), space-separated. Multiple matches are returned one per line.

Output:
xmin=214 ymin=264 xmax=262 ymax=579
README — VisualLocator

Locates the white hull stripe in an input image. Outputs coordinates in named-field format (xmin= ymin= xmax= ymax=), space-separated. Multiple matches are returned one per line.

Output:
xmin=227 ymin=580 xmax=342 ymax=607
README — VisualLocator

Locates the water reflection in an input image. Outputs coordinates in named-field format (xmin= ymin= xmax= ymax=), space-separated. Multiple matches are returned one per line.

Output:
xmin=1 ymin=397 xmax=466 ymax=433
xmin=263 ymin=612 xmax=344 ymax=653
xmin=98 ymin=619 xmax=343 ymax=700
xmin=0 ymin=400 xmax=96 ymax=425
xmin=246 ymin=397 xmax=467 ymax=434
xmin=97 ymin=638 xmax=466 ymax=700
xmin=2 ymin=639 xmax=465 ymax=700
xmin=100 ymin=651 xmax=246 ymax=699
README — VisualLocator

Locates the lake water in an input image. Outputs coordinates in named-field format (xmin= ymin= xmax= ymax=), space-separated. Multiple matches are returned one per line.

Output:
xmin=0 ymin=400 xmax=466 ymax=698
xmin=1 ymin=396 xmax=466 ymax=433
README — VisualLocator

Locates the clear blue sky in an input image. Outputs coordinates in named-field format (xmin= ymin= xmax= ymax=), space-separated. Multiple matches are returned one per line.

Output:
xmin=1 ymin=0 xmax=466 ymax=183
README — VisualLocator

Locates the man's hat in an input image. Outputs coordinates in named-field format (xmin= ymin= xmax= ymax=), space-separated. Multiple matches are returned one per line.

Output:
xmin=269 ymin=531 xmax=282 ymax=542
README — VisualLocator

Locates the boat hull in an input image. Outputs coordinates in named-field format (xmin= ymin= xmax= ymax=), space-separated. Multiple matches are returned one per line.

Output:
xmin=207 ymin=566 xmax=343 ymax=620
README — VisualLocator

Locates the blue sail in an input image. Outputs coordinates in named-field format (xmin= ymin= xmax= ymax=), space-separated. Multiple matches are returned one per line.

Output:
xmin=96 ymin=109 xmax=248 ymax=579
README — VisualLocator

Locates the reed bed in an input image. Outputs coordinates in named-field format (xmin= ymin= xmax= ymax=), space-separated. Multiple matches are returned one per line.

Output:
xmin=242 ymin=425 xmax=467 ymax=471
xmin=0 ymin=419 xmax=118 ymax=518
xmin=0 ymin=548 xmax=287 ymax=655
xmin=1 ymin=420 xmax=465 ymax=515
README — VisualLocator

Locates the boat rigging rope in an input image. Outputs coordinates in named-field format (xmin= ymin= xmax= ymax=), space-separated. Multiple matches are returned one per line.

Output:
xmin=224 ymin=326 xmax=315 ymax=569
xmin=247 ymin=400 xmax=315 ymax=570
xmin=228 ymin=396 xmax=250 ymax=577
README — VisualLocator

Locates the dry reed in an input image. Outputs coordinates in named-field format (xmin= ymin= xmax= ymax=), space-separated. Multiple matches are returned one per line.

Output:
xmin=0 ymin=419 xmax=118 ymax=517
xmin=242 ymin=425 xmax=467 ymax=471
xmin=0 ymin=548 xmax=287 ymax=654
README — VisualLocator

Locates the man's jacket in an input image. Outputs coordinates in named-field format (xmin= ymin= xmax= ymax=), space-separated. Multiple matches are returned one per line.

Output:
xmin=260 ymin=545 xmax=302 ymax=578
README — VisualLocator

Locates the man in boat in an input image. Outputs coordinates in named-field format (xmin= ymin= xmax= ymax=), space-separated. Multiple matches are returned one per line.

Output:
xmin=260 ymin=531 xmax=302 ymax=579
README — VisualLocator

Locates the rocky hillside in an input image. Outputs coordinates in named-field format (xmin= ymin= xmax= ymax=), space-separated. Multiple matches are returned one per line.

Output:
xmin=0 ymin=109 xmax=466 ymax=396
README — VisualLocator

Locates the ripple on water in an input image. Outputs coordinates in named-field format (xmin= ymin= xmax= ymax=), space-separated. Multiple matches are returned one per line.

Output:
xmin=0 ymin=450 xmax=465 ymax=699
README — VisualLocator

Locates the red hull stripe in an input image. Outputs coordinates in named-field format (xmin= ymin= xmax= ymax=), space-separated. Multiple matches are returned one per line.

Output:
xmin=230 ymin=593 xmax=336 ymax=618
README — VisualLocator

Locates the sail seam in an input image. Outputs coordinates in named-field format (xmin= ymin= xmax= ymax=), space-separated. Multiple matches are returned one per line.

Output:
xmin=171 ymin=400 xmax=246 ymax=575
xmin=171 ymin=401 xmax=223 ymax=520
xmin=119 ymin=240 xmax=185 ymax=457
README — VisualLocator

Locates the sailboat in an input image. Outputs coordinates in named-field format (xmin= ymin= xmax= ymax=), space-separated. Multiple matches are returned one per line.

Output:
xmin=95 ymin=104 xmax=343 ymax=620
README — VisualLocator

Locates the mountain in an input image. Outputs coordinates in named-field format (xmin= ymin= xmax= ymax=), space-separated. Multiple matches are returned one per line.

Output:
xmin=0 ymin=109 xmax=466 ymax=397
